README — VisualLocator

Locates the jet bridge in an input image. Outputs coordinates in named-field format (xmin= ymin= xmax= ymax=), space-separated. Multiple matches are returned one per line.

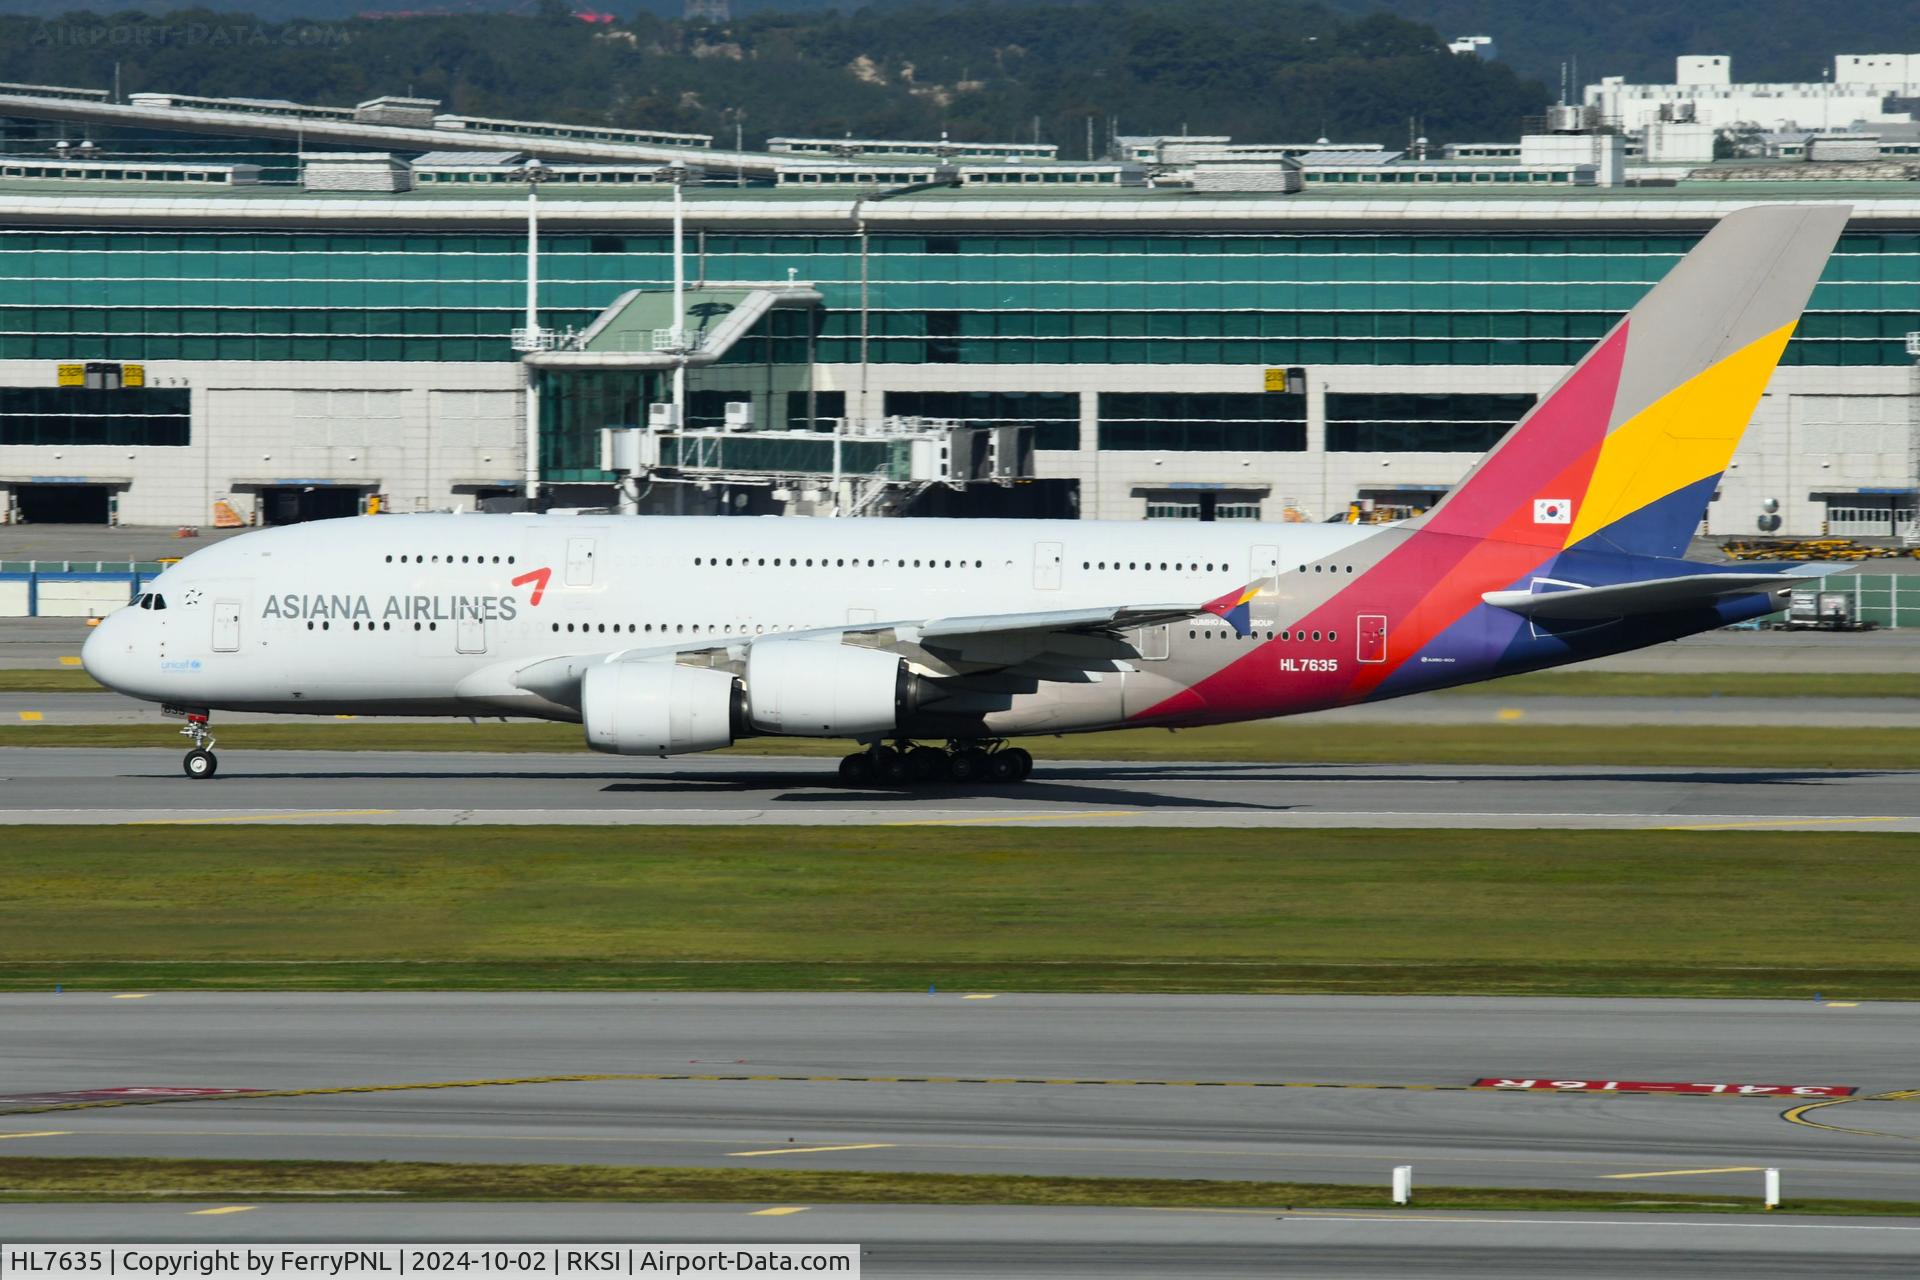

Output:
xmin=526 ymin=283 xmax=1037 ymax=515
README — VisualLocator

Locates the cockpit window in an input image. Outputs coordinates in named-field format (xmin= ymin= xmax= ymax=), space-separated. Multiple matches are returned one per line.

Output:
xmin=152 ymin=594 xmax=167 ymax=610
xmin=137 ymin=592 xmax=167 ymax=611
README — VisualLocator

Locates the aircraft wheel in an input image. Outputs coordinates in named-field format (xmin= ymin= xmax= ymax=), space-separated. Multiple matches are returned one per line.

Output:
xmin=879 ymin=749 xmax=914 ymax=786
xmin=949 ymin=748 xmax=989 ymax=783
xmin=907 ymin=746 xmax=949 ymax=783
xmin=1002 ymin=747 xmax=1034 ymax=782
xmin=837 ymin=752 xmax=873 ymax=786
xmin=183 ymin=749 xmax=218 ymax=780
xmin=987 ymin=751 xmax=1024 ymax=783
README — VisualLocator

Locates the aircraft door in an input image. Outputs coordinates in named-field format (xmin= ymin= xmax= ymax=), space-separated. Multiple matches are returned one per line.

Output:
xmin=456 ymin=604 xmax=487 ymax=655
xmin=212 ymin=600 xmax=241 ymax=653
xmin=565 ymin=537 xmax=597 ymax=588
xmin=1357 ymin=614 xmax=1387 ymax=664
xmin=1249 ymin=544 xmax=1279 ymax=579
xmin=1033 ymin=541 xmax=1063 ymax=591
xmin=1136 ymin=624 xmax=1170 ymax=661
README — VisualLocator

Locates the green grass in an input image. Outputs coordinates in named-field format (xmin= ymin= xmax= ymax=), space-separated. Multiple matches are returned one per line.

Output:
xmin=0 ymin=668 xmax=103 ymax=692
xmin=1447 ymin=670 xmax=1920 ymax=698
xmin=6 ymin=720 xmax=1920 ymax=767
xmin=0 ymin=1157 xmax=1911 ymax=1216
xmin=2 ymin=827 xmax=1916 ymax=996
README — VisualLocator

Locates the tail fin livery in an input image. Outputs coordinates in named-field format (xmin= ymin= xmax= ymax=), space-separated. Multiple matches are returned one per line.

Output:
xmin=1412 ymin=203 xmax=1850 ymax=561
xmin=1202 ymin=580 xmax=1264 ymax=638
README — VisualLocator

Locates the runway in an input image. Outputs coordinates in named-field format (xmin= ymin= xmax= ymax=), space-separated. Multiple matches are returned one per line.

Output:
xmin=2 ymin=746 xmax=1916 ymax=830
xmin=2 ymin=994 xmax=1916 ymax=1203
xmin=4 ymin=1204 xmax=1918 ymax=1277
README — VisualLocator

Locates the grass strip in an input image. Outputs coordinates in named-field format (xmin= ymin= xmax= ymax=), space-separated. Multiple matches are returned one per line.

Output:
xmin=1443 ymin=670 xmax=1920 ymax=699
xmin=5 ymin=720 xmax=1920 ymax=767
xmin=2 ymin=827 xmax=1917 ymax=997
xmin=0 ymin=669 xmax=104 ymax=692
xmin=0 ymin=1157 xmax=1913 ymax=1217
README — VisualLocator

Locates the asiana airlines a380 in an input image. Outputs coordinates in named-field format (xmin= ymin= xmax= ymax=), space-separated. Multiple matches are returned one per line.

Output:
xmin=83 ymin=204 xmax=1848 ymax=785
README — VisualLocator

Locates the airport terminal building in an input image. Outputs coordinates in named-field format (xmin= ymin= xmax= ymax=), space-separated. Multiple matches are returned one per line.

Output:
xmin=0 ymin=84 xmax=1916 ymax=536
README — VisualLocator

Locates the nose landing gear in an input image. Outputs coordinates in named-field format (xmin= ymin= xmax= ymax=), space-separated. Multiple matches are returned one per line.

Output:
xmin=180 ymin=712 xmax=218 ymax=780
xmin=836 ymin=740 xmax=1033 ymax=788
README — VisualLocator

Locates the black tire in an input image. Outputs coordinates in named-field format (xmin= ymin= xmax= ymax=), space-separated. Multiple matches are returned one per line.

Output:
xmin=880 ymin=750 xmax=913 ymax=786
xmin=1003 ymin=747 xmax=1034 ymax=782
xmin=949 ymin=748 xmax=989 ymax=783
xmin=183 ymin=749 xmax=217 ymax=780
xmin=837 ymin=752 xmax=872 ymax=786
xmin=988 ymin=751 xmax=1023 ymax=783
xmin=907 ymin=746 xmax=949 ymax=783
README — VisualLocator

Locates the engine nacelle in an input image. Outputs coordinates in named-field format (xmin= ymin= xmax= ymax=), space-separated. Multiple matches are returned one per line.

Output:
xmin=582 ymin=661 xmax=739 ymax=756
xmin=747 ymin=640 xmax=911 ymax=736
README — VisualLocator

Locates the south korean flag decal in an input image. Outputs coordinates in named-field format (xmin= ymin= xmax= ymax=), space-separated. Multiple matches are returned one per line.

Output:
xmin=1533 ymin=498 xmax=1573 ymax=525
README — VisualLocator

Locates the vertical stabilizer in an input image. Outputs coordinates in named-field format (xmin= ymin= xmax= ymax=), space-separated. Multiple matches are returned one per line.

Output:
xmin=1412 ymin=203 xmax=1849 ymax=560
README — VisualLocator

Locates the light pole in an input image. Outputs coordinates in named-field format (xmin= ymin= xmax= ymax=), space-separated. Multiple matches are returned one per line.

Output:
xmin=662 ymin=160 xmax=689 ymax=433
xmin=514 ymin=157 xmax=551 ymax=503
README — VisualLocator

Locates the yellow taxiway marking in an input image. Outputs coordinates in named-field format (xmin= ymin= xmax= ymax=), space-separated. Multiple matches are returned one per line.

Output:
xmin=748 ymin=1207 xmax=811 ymax=1216
xmin=187 ymin=1206 xmax=254 ymax=1216
xmin=1495 ymin=708 xmax=1525 ymax=722
xmin=888 ymin=811 xmax=1141 ymax=827
xmin=0 ymin=1131 xmax=72 ymax=1141
xmin=1783 ymin=1093 xmax=1920 ymax=1143
xmin=1602 ymin=1166 xmax=1764 ymax=1180
xmin=17 ymin=711 xmax=42 ymax=722
xmin=112 ymin=993 xmax=149 ymax=1000
xmin=1826 ymin=1002 xmax=1861 ymax=1008
xmin=962 ymin=994 xmax=998 ymax=1000
xmin=57 ymin=656 xmax=81 ymax=666
xmin=129 ymin=810 xmax=396 ymax=826
xmin=728 ymin=1143 xmax=895 ymax=1158
xmin=1661 ymin=816 xmax=1902 ymax=832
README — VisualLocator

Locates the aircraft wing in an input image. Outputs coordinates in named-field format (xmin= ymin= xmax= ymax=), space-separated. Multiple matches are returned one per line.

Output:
xmin=1482 ymin=572 xmax=1812 ymax=621
xmin=850 ymin=580 xmax=1272 ymax=677
xmin=482 ymin=584 xmax=1263 ymax=711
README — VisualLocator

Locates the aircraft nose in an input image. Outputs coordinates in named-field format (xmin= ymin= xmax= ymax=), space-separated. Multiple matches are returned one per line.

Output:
xmin=81 ymin=610 xmax=139 ymax=694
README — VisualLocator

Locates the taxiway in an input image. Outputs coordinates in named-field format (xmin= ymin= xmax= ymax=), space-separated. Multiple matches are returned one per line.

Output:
xmin=2 ymin=994 xmax=1914 ymax=1202
xmin=1 ymin=747 xmax=1914 ymax=830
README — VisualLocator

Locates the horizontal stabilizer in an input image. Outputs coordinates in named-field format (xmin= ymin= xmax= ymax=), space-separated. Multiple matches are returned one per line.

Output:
xmin=1483 ymin=573 xmax=1810 ymax=621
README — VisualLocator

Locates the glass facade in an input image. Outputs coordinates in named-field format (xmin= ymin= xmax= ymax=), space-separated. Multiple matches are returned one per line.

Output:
xmin=1325 ymin=392 xmax=1537 ymax=452
xmin=0 ymin=228 xmax=1912 ymax=367
xmin=534 ymin=369 xmax=649 ymax=482
xmin=1099 ymin=393 xmax=1307 ymax=451
xmin=883 ymin=391 xmax=1079 ymax=449
xmin=786 ymin=389 xmax=847 ymax=429
xmin=0 ymin=386 xmax=190 ymax=446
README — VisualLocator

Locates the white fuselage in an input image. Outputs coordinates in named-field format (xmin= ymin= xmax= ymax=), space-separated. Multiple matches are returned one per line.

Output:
xmin=83 ymin=513 xmax=1378 ymax=734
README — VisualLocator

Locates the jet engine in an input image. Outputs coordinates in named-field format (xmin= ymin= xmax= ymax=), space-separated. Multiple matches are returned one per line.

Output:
xmin=746 ymin=640 xmax=917 ymax=736
xmin=582 ymin=661 xmax=741 ymax=756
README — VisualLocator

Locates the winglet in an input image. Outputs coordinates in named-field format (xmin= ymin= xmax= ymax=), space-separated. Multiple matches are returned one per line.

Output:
xmin=1201 ymin=581 xmax=1263 ymax=638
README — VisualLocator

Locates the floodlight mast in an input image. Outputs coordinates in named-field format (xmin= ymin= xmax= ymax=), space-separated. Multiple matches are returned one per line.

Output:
xmin=667 ymin=160 xmax=688 ymax=432
xmin=519 ymin=157 xmax=550 ymax=502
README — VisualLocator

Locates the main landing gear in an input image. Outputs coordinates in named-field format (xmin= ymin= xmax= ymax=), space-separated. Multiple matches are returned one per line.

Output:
xmin=837 ymin=740 xmax=1034 ymax=788
xmin=180 ymin=712 xmax=218 ymax=780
